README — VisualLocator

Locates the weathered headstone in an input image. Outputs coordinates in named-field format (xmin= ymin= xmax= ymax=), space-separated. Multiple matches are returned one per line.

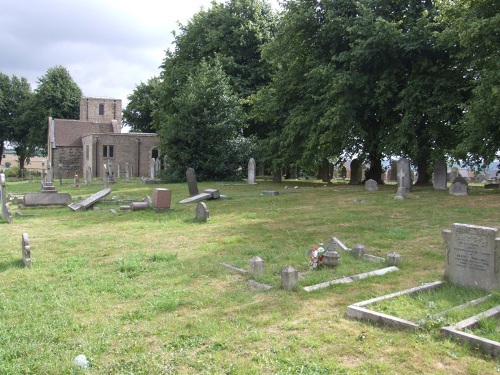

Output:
xmin=125 ymin=162 xmax=130 ymax=179
xmin=155 ymin=158 xmax=161 ymax=175
xmin=195 ymin=202 xmax=209 ymax=222
xmin=24 ymin=193 xmax=72 ymax=207
xmin=349 ymin=159 xmax=363 ymax=185
xmin=397 ymin=158 xmax=412 ymax=191
xmin=150 ymin=158 xmax=155 ymax=179
xmin=322 ymin=251 xmax=340 ymax=267
xmin=87 ymin=166 xmax=92 ymax=183
xmin=281 ymin=266 xmax=298 ymax=291
xmin=117 ymin=162 xmax=121 ymax=179
xmin=68 ymin=188 xmax=111 ymax=211
xmin=442 ymin=223 xmax=500 ymax=291
xmin=22 ymin=233 xmax=31 ymax=267
xmin=249 ymin=256 xmax=265 ymax=275
xmin=152 ymin=188 xmax=171 ymax=210
xmin=248 ymin=158 xmax=257 ymax=184
xmin=186 ymin=168 xmax=199 ymax=196
xmin=433 ymin=160 xmax=448 ymax=190
xmin=74 ymin=174 xmax=80 ymax=188
xmin=364 ymin=179 xmax=378 ymax=191
xmin=449 ymin=179 xmax=468 ymax=196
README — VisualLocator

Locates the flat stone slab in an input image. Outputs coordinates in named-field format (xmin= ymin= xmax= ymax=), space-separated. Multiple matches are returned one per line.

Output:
xmin=24 ymin=193 xmax=72 ymax=207
xmin=179 ymin=189 xmax=224 ymax=204
xmin=303 ymin=266 xmax=399 ymax=292
xmin=441 ymin=305 xmax=500 ymax=357
xmin=248 ymin=279 xmax=273 ymax=290
xmin=220 ymin=262 xmax=247 ymax=275
xmin=68 ymin=188 xmax=111 ymax=211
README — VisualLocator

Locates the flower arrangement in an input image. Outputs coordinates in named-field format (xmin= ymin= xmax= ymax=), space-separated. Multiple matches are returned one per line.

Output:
xmin=309 ymin=245 xmax=325 ymax=269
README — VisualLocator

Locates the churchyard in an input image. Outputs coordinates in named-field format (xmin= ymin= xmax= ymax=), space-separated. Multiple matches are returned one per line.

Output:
xmin=1 ymin=176 xmax=500 ymax=374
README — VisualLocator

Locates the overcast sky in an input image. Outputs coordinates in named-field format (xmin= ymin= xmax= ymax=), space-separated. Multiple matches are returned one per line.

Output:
xmin=0 ymin=0 xmax=280 ymax=108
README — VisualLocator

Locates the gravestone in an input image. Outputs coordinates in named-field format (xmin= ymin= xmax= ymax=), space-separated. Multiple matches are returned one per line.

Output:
xmin=322 ymin=251 xmax=340 ymax=267
xmin=107 ymin=160 xmax=115 ymax=184
xmin=150 ymin=158 xmax=155 ymax=179
xmin=352 ymin=244 xmax=366 ymax=257
xmin=250 ymin=256 xmax=265 ymax=275
xmin=152 ymin=188 xmax=171 ymax=210
xmin=186 ymin=168 xmax=199 ymax=196
xmin=155 ymin=158 xmax=161 ymax=175
xmin=117 ymin=162 xmax=121 ymax=179
xmin=125 ymin=162 xmax=130 ymax=179
xmin=24 ymin=193 xmax=72 ymax=207
xmin=442 ymin=223 xmax=500 ymax=291
xmin=397 ymin=158 xmax=412 ymax=191
xmin=433 ymin=160 xmax=448 ymax=190
xmin=449 ymin=178 xmax=468 ymax=196
xmin=195 ymin=202 xmax=209 ymax=222
xmin=364 ymin=179 xmax=378 ymax=191
xmin=387 ymin=252 xmax=402 ymax=266
xmin=281 ymin=266 xmax=298 ymax=291
xmin=349 ymin=159 xmax=363 ymax=185
xmin=22 ymin=233 xmax=31 ymax=267
xmin=248 ymin=158 xmax=257 ymax=184
xmin=68 ymin=188 xmax=111 ymax=211
xmin=41 ymin=162 xmax=56 ymax=193
xmin=1 ymin=173 xmax=13 ymax=223
xmin=130 ymin=201 xmax=148 ymax=211
xmin=87 ymin=166 xmax=92 ymax=183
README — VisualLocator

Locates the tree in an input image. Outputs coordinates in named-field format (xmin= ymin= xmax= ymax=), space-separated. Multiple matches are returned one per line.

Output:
xmin=0 ymin=72 xmax=10 ymax=159
xmin=439 ymin=0 xmax=500 ymax=166
xmin=158 ymin=60 xmax=249 ymax=181
xmin=123 ymin=77 xmax=161 ymax=133
xmin=31 ymin=66 xmax=82 ymax=151
xmin=155 ymin=0 xmax=276 ymax=180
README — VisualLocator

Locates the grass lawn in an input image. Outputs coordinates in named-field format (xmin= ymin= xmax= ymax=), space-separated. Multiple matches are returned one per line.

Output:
xmin=1 ymin=177 xmax=500 ymax=374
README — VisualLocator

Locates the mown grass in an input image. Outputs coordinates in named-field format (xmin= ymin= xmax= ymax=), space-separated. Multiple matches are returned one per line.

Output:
xmin=1 ymin=178 xmax=500 ymax=374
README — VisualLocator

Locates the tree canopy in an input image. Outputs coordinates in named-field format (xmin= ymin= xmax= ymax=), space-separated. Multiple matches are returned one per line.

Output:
xmin=123 ymin=77 xmax=161 ymax=133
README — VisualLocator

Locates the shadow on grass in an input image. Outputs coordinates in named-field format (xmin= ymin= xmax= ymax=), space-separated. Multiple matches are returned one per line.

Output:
xmin=0 ymin=259 xmax=24 ymax=272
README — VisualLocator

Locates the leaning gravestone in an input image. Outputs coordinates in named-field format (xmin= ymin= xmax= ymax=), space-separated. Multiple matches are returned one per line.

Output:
xmin=349 ymin=158 xmax=363 ymax=185
xmin=449 ymin=177 xmax=468 ymax=196
xmin=248 ymin=158 xmax=257 ymax=184
xmin=194 ymin=202 xmax=209 ymax=222
xmin=364 ymin=179 xmax=378 ymax=191
xmin=22 ymin=233 xmax=31 ymax=267
xmin=442 ymin=223 xmax=500 ymax=291
xmin=186 ymin=168 xmax=199 ymax=196
xmin=433 ymin=160 xmax=448 ymax=190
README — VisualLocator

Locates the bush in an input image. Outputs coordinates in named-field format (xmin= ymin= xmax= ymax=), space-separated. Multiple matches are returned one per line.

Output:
xmin=4 ymin=161 xmax=11 ymax=168
xmin=4 ymin=166 xmax=19 ymax=178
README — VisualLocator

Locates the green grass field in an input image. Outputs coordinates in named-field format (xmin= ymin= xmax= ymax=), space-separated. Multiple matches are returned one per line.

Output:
xmin=1 ymin=178 xmax=500 ymax=374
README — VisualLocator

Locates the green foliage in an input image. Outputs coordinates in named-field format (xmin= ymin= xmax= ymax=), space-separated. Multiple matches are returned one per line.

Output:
xmin=122 ymin=76 xmax=161 ymax=132
xmin=155 ymin=0 xmax=276 ymax=180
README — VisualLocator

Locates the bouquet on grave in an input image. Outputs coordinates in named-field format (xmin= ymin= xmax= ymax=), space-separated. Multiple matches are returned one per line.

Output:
xmin=309 ymin=245 xmax=326 ymax=269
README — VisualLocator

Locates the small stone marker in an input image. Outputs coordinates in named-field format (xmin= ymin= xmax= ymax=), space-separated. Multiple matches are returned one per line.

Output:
xmin=352 ymin=244 xmax=366 ymax=257
xmin=442 ymin=223 xmax=500 ymax=291
xmin=195 ymin=202 xmax=209 ymax=222
xmin=364 ymin=179 xmax=378 ymax=191
xmin=433 ymin=160 xmax=447 ymax=190
xmin=74 ymin=174 xmax=80 ymax=188
xmin=22 ymin=233 xmax=31 ymax=267
xmin=119 ymin=205 xmax=131 ymax=211
xmin=249 ymin=256 xmax=265 ymax=275
xmin=387 ymin=252 xmax=402 ymax=266
xmin=262 ymin=190 xmax=279 ymax=196
xmin=248 ymin=158 xmax=257 ymax=184
xmin=152 ymin=188 xmax=172 ymax=210
xmin=449 ymin=179 xmax=468 ymax=196
xmin=281 ymin=266 xmax=298 ymax=291
xmin=186 ymin=168 xmax=199 ymax=196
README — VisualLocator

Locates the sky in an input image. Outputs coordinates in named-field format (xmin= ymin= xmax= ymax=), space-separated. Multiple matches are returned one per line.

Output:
xmin=0 ymin=0 xmax=280 ymax=109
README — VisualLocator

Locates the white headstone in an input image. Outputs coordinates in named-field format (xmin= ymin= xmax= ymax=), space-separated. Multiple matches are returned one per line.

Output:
xmin=248 ymin=158 xmax=256 ymax=184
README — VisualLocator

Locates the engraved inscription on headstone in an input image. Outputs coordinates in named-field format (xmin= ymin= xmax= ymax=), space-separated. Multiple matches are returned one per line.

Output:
xmin=442 ymin=223 xmax=500 ymax=291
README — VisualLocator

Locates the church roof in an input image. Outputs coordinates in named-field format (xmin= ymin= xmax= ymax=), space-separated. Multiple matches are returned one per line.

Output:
xmin=52 ymin=119 xmax=114 ymax=147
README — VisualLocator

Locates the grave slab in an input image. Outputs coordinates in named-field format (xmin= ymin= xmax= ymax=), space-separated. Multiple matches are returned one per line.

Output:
xmin=248 ymin=279 xmax=273 ymax=291
xmin=68 ymin=188 xmax=111 ymax=211
xmin=24 ymin=193 xmax=72 ymax=207
xmin=220 ymin=262 xmax=247 ymax=275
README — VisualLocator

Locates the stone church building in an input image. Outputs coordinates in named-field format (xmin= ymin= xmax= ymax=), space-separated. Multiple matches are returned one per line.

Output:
xmin=47 ymin=97 xmax=158 ymax=179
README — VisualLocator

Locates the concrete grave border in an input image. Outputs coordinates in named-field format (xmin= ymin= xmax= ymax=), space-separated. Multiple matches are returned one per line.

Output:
xmin=441 ymin=305 xmax=500 ymax=358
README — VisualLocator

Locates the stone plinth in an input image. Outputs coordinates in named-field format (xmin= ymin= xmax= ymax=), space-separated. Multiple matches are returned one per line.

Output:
xmin=281 ymin=266 xmax=298 ymax=290
xmin=152 ymin=188 xmax=171 ymax=210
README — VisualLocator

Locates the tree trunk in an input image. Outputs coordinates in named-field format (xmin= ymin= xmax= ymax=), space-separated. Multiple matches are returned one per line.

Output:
xmin=317 ymin=159 xmax=331 ymax=182
xmin=415 ymin=159 xmax=431 ymax=186
xmin=365 ymin=154 xmax=384 ymax=184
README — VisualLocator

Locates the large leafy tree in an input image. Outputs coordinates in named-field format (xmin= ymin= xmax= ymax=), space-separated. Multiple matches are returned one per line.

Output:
xmin=155 ymin=0 xmax=276 ymax=180
xmin=439 ymin=0 xmax=500 ymax=166
xmin=159 ymin=59 xmax=248 ymax=181
xmin=31 ymin=65 xmax=82 ymax=151
xmin=123 ymin=77 xmax=161 ymax=133
xmin=0 ymin=73 xmax=37 ymax=172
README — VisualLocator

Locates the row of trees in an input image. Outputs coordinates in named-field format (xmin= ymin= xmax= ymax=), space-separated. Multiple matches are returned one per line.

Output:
xmin=123 ymin=0 xmax=498 ymax=183
xmin=0 ymin=66 xmax=82 ymax=172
